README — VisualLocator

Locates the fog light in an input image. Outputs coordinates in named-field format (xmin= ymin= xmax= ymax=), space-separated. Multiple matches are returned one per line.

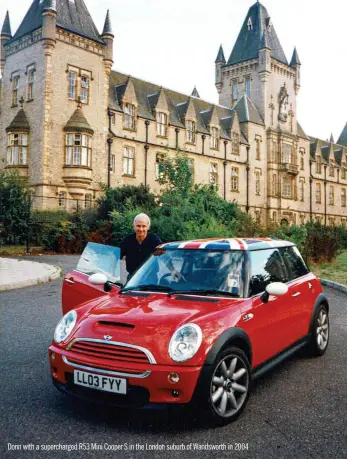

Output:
xmin=172 ymin=390 xmax=179 ymax=398
xmin=168 ymin=372 xmax=180 ymax=383
xmin=51 ymin=352 xmax=55 ymax=361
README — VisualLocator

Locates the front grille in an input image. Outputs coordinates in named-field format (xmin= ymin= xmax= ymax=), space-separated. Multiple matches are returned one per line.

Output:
xmin=68 ymin=339 xmax=153 ymax=365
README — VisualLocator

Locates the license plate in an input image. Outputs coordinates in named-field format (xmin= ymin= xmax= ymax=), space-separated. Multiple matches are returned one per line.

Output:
xmin=73 ymin=370 xmax=127 ymax=394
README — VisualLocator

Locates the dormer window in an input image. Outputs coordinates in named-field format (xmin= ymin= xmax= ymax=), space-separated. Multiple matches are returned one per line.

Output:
xmin=156 ymin=112 xmax=167 ymax=137
xmin=232 ymin=132 xmax=240 ymax=155
xmin=124 ymin=103 xmax=136 ymax=130
xmin=329 ymin=161 xmax=335 ymax=177
xmin=210 ymin=127 xmax=219 ymax=149
xmin=247 ymin=17 xmax=253 ymax=31
xmin=186 ymin=120 xmax=196 ymax=143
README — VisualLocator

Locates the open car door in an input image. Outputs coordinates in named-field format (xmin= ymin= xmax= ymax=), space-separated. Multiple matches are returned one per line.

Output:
xmin=62 ymin=242 xmax=121 ymax=315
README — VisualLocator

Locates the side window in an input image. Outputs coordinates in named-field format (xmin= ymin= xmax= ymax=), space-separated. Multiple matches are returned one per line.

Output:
xmin=279 ymin=247 xmax=309 ymax=281
xmin=249 ymin=249 xmax=286 ymax=296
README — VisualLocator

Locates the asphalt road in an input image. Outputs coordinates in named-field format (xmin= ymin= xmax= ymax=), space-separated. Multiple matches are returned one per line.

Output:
xmin=1 ymin=255 xmax=346 ymax=459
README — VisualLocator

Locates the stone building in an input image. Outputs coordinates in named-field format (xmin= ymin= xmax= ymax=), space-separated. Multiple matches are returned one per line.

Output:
xmin=0 ymin=0 xmax=346 ymax=225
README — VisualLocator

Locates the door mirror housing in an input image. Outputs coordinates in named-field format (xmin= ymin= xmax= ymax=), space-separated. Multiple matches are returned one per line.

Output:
xmin=88 ymin=273 xmax=108 ymax=285
xmin=261 ymin=282 xmax=288 ymax=303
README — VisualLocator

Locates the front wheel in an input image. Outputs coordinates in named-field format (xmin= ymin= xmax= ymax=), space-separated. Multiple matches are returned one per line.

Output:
xmin=197 ymin=346 xmax=251 ymax=426
xmin=308 ymin=304 xmax=329 ymax=356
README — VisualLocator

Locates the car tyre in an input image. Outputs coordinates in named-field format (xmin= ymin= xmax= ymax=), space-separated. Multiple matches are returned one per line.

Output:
xmin=308 ymin=304 xmax=329 ymax=357
xmin=196 ymin=346 xmax=251 ymax=426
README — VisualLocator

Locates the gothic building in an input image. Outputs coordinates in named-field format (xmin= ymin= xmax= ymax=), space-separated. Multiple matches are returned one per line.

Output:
xmin=0 ymin=0 xmax=346 ymax=225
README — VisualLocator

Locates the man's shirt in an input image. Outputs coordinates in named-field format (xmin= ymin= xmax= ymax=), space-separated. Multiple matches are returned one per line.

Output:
xmin=119 ymin=232 xmax=162 ymax=275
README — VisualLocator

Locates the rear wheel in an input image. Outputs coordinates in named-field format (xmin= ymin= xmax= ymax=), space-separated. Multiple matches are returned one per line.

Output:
xmin=308 ymin=304 xmax=329 ymax=356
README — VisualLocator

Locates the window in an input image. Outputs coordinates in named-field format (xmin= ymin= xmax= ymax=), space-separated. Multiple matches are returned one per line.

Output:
xmin=110 ymin=154 xmax=115 ymax=173
xmin=156 ymin=152 xmax=166 ymax=180
xmin=255 ymin=170 xmax=261 ymax=195
xmin=84 ymin=194 xmax=92 ymax=209
xmin=272 ymin=174 xmax=277 ymax=196
xmin=256 ymin=137 xmax=261 ymax=160
xmin=27 ymin=69 xmax=35 ymax=100
xmin=210 ymin=163 xmax=218 ymax=185
xmin=247 ymin=17 xmax=253 ymax=31
xmin=68 ymin=71 xmax=77 ymax=100
xmin=188 ymin=158 xmax=194 ymax=178
xmin=123 ymin=146 xmax=135 ymax=176
xmin=245 ymin=76 xmax=251 ymax=97
xmin=279 ymin=247 xmax=309 ymax=281
xmin=186 ymin=120 xmax=196 ymax=143
xmin=124 ymin=103 xmax=135 ymax=130
xmin=341 ymin=167 xmax=346 ymax=180
xmin=232 ymin=132 xmax=240 ymax=154
xmin=232 ymin=80 xmax=238 ymax=102
xmin=315 ymin=183 xmax=321 ymax=203
xmin=341 ymin=188 xmax=346 ymax=207
xmin=80 ymin=75 xmax=89 ymax=104
xmin=272 ymin=211 xmax=277 ymax=222
xmin=255 ymin=210 xmax=261 ymax=223
xmin=315 ymin=156 xmax=322 ymax=174
xmin=12 ymin=75 xmax=20 ymax=106
xmin=210 ymin=127 xmax=219 ymax=149
xmin=282 ymin=176 xmax=292 ymax=198
xmin=272 ymin=141 xmax=277 ymax=163
xmin=7 ymin=133 xmax=28 ymax=165
xmin=282 ymin=144 xmax=292 ymax=164
xmin=329 ymin=161 xmax=335 ymax=177
xmin=58 ymin=191 xmax=67 ymax=208
xmin=156 ymin=112 xmax=167 ymax=137
xmin=315 ymin=216 xmax=322 ymax=224
xmin=299 ymin=178 xmax=305 ymax=201
xmin=300 ymin=148 xmax=305 ymax=170
xmin=300 ymin=214 xmax=305 ymax=225
xmin=328 ymin=217 xmax=335 ymax=226
xmin=329 ymin=186 xmax=334 ymax=205
xmin=65 ymin=133 xmax=92 ymax=167
xmin=248 ymin=249 xmax=286 ymax=296
xmin=111 ymin=113 xmax=116 ymax=126
xmin=231 ymin=167 xmax=239 ymax=191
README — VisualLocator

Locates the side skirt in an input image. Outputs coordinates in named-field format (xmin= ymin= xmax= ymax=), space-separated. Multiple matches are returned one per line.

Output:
xmin=252 ymin=335 xmax=310 ymax=380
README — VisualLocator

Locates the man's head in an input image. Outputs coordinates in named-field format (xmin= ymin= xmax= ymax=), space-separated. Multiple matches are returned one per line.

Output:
xmin=133 ymin=213 xmax=151 ymax=242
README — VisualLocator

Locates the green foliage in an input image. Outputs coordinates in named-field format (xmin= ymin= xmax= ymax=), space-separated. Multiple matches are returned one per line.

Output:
xmin=268 ymin=224 xmax=308 ymax=252
xmin=96 ymin=184 xmax=156 ymax=220
xmin=301 ymin=222 xmax=346 ymax=263
xmin=0 ymin=169 xmax=31 ymax=245
xmin=158 ymin=151 xmax=194 ymax=197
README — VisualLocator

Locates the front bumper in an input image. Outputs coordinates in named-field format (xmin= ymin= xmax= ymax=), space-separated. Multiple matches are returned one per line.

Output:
xmin=49 ymin=345 xmax=202 ymax=407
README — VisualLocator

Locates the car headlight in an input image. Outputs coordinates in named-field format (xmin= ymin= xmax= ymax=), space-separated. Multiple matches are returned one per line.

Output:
xmin=169 ymin=323 xmax=202 ymax=362
xmin=53 ymin=310 xmax=77 ymax=343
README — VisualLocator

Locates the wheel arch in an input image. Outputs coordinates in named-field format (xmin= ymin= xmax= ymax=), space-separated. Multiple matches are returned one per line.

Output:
xmin=309 ymin=293 xmax=329 ymax=333
xmin=204 ymin=328 xmax=252 ymax=366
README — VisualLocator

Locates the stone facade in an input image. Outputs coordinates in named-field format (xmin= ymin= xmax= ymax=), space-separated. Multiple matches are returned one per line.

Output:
xmin=0 ymin=0 xmax=346 ymax=225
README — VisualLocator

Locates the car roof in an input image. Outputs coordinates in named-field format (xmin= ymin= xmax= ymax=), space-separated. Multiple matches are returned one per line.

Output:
xmin=159 ymin=238 xmax=295 ymax=251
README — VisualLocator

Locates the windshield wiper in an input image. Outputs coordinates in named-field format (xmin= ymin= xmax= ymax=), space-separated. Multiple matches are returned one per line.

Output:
xmin=119 ymin=284 xmax=173 ymax=294
xmin=167 ymin=289 xmax=239 ymax=298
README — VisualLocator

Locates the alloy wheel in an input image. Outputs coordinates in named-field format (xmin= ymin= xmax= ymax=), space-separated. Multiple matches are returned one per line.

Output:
xmin=316 ymin=309 xmax=329 ymax=350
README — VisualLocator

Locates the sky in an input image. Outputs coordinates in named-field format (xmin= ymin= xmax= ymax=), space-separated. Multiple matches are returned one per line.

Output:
xmin=1 ymin=0 xmax=347 ymax=141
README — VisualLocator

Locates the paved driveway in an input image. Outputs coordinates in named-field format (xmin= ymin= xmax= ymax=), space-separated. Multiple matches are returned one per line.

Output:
xmin=0 ymin=255 xmax=346 ymax=459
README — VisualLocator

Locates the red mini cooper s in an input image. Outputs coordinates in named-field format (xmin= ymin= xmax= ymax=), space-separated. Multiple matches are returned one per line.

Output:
xmin=49 ymin=239 xmax=329 ymax=425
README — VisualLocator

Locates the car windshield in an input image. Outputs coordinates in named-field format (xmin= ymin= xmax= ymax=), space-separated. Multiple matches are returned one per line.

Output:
xmin=76 ymin=242 xmax=121 ymax=284
xmin=124 ymin=249 xmax=246 ymax=297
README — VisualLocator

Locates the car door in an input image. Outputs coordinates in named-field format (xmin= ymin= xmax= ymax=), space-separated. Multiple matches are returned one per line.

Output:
xmin=240 ymin=248 xmax=293 ymax=367
xmin=62 ymin=242 xmax=121 ymax=314
xmin=279 ymin=246 xmax=316 ymax=340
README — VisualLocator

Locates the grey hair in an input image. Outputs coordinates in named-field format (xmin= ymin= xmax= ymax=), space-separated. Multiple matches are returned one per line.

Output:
xmin=133 ymin=213 xmax=151 ymax=228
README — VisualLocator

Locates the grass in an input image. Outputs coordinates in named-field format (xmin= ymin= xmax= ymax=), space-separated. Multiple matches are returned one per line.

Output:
xmin=0 ymin=245 xmax=43 ymax=256
xmin=310 ymin=250 xmax=347 ymax=285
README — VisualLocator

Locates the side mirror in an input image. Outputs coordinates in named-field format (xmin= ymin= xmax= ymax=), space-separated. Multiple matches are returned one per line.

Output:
xmin=261 ymin=282 xmax=288 ymax=303
xmin=88 ymin=273 xmax=108 ymax=285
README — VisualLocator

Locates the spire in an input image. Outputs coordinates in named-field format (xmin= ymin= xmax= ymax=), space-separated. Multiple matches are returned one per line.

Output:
xmin=1 ymin=11 xmax=12 ymax=37
xmin=227 ymin=2 xmax=288 ymax=66
xmin=102 ymin=9 xmax=113 ymax=36
xmin=191 ymin=86 xmax=200 ymax=98
xmin=336 ymin=123 xmax=347 ymax=147
xmin=215 ymin=45 xmax=226 ymax=64
xmin=290 ymin=47 xmax=301 ymax=66
xmin=330 ymin=133 xmax=334 ymax=143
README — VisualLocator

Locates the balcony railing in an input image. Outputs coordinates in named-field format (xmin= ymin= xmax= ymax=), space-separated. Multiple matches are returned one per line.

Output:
xmin=280 ymin=163 xmax=299 ymax=174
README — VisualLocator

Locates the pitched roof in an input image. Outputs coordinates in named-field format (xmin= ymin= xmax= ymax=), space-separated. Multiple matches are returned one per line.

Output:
xmin=9 ymin=0 xmax=103 ymax=44
xmin=215 ymin=45 xmax=226 ymax=64
xmin=1 ymin=10 xmax=12 ymax=37
xmin=309 ymin=136 xmax=346 ymax=165
xmin=337 ymin=123 xmax=347 ymax=147
xmin=227 ymin=1 xmax=288 ymax=66
xmin=64 ymin=107 xmax=94 ymax=134
xmin=102 ymin=9 xmax=113 ymax=36
xmin=109 ymin=70 xmax=251 ymax=143
xmin=290 ymin=47 xmax=301 ymax=66
xmin=297 ymin=121 xmax=308 ymax=140
xmin=232 ymin=94 xmax=264 ymax=125
xmin=6 ymin=109 xmax=30 ymax=132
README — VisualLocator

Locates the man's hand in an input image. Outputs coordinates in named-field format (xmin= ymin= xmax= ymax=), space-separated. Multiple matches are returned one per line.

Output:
xmin=171 ymin=270 xmax=186 ymax=282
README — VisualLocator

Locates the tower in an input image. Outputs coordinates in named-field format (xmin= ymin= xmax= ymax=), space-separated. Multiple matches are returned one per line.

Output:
xmin=0 ymin=11 xmax=12 ymax=76
xmin=215 ymin=45 xmax=226 ymax=95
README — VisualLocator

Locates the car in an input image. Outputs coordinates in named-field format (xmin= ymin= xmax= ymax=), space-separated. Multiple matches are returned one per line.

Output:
xmin=49 ymin=238 xmax=329 ymax=425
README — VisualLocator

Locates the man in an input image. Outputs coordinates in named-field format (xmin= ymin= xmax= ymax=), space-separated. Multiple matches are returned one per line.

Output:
xmin=119 ymin=213 xmax=162 ymax=279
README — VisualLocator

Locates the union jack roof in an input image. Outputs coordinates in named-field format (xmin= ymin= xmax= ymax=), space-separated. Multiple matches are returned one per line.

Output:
xmin=159 ymin=238 xmax=295 ymax=251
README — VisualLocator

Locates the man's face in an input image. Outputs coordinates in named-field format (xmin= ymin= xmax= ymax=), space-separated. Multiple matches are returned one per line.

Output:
xmin=133 ymin=218 xmax=149 ymax=241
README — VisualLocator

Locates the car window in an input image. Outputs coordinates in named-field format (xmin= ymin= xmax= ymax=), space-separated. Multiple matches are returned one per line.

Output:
xmin=279 ymin=247 xmax=309 ymax=281
xmin=249 ymin=249 xmax=287 ymax=297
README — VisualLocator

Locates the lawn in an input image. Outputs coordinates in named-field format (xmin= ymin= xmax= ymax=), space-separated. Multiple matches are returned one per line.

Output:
xmin=310 ymin=250 xmax=347 ymax=286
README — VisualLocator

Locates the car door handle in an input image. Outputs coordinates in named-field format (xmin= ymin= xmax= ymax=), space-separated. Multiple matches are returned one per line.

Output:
xmin=291 ymin=292 xmax=301 ymax=297
xmin=65 ymin=278 xmax=75 ymax=284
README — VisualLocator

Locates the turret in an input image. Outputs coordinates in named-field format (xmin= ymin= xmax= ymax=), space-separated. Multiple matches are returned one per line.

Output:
xmin=290 ymin=47 xmax=301 ymax=94
xmin=215 ymin=45 xmax=225 ymax=94
xmin=41 ymin=0 xmax=57 ymax=50
xmin=101 ymin=10 xmax=114 ymax=71
xmin=1 ymin=11 xmax=12 ymax=76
